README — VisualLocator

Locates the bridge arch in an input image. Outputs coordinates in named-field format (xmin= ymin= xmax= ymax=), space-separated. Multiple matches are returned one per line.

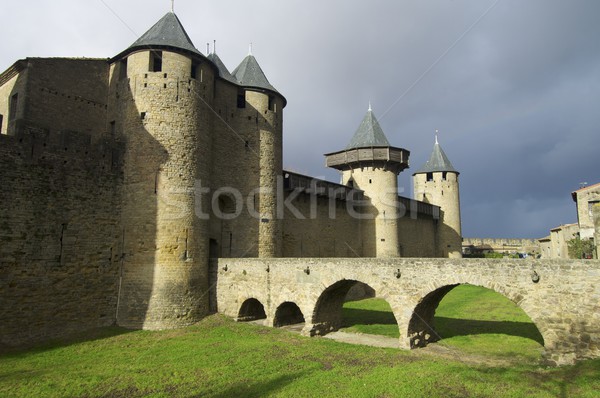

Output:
xmin=309 ymin=279 xmax=396 ymax=337
xmin=237 ymin=298 xmax=267 ymax=322
xmin=406 ymin=283 xmax=546 ymax=350
xmin=274 ymin=302 xmax=305 ymax=327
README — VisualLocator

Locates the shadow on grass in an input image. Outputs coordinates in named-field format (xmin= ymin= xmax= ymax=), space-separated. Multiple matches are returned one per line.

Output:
xmin=342 ymin=308 xmax=544 ymax=345
xmin=191 ymin=371 xmax=310 ymax=398
xmin=342 ymin=308 xmax=397 ymax=328
xmin=435 ymin=317 xmax=544 ymax=345
xmin=0 ymin=326 xmax=133 ymax=358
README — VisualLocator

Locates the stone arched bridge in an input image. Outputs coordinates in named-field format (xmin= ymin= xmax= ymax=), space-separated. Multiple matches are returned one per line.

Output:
xmin=213 ymin=258 xmax=600 ymax=366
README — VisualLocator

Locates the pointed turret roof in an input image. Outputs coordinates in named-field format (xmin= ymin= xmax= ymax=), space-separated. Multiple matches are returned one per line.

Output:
xmin=232 ymin=54 xmax=279 ymax=93
xmin=113 ymin=12 xmax=201 ymax=60
xmin=345 ymin=106 xmax=391 ymax=149
xmin=414 ymin=137 xmax=458 ymax=175
xmin=207 ymin=52 xmax=237 ymax=84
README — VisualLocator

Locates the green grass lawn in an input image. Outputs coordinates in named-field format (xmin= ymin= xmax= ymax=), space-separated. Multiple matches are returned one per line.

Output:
xmin=342 ymin=284 xmax=545 ymax=362
xmin=1 ymin=285 xmax=599 ymax=397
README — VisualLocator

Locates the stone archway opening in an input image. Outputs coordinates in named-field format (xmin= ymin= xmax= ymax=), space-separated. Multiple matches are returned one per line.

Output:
xmin=237 ymin=298 xmax=267 ymax=323
xmin=273 ymin=302 xmax=305 ymax=328
xmin=408 ymin=284 xmax=545 ymax=354
xmin=311 ymin=279 xmax=389 ymax=337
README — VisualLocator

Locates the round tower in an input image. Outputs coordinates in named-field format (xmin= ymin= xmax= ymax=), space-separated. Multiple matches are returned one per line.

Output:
xmin=325 ymin=105 xmax=409 ymax=257
xmin=232 ymin=48 xmax=286 ymax=257
xmin=108 ymin=12 xmax=216 ymax=329
xmin=413 ymin=135 xmax=462 ymax=258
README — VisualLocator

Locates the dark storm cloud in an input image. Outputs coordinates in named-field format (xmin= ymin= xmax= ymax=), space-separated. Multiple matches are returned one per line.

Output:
xmin=2 ymin=0 xmax=598 ymax=238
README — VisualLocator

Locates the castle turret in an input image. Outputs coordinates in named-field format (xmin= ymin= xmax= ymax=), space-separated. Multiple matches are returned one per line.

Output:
xmin=325 ymin=105 xmax=409 ymax=257
xmin=108 ymin=12 xmax=215 ymax=329
xmin=232 ymin=50 xmax=285 ymax=257
xmin=413 ymin=136 xmax=462 ymax=258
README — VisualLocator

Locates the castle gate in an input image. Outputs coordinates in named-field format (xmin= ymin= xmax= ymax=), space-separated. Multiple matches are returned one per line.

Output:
xmin=214 ymin=258 xmax=600 ymax=366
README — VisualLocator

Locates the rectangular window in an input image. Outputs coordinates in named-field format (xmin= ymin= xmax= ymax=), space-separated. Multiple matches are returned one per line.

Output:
xmin=442 ymin=172 xmax=447 ymax=181
xmin=150 ymin=51 xmax=163 ymax=72
xmin=268 ymin=95 xmax=275 ymax=112
xmin=589 ymin=201 xmax=599 ymax=219
xmin=119 ymin=59 xmax=128 ymax=79
xmin=191 ymin=63 xmax=203 ymax=82
xmin=426 ymin=172 xmax=434 ymax=182
xmin=9 ymin=93 xmax=18 ymax=121
xmin=237 ymin=90 xmax=246 ymax=108
xmin=0 ymin=114 xmax=3 ymax=134
xmin=110 ymin=121 xmax=116 ymax=136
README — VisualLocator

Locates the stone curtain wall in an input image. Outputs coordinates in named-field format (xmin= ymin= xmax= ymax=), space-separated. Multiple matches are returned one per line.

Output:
xmin=0 ymin=127 xmax=122 ymax=347
xmin=215 ymin=257 xmax=600 ymax=365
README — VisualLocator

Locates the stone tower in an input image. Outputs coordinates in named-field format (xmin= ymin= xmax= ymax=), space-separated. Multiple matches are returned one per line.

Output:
xmin=108 ymin=12 xmax=215 ymax=329
xmin=232 ymin=50 xmax=285 ymax=258
xmin=413 ymin=136 xmax=462 ymax=258
xmin=325 ymin=105 xmax=409 ymax=257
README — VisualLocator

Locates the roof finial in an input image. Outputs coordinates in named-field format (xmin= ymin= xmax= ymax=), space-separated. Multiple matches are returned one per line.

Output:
xmin=248 ymin=42 xmax=253 ymax=56
xmin=213 ymin=40 xmax=216 ymax=54
xmin=171 ymin=0 xmax=175 ymax=13
xmin=368 ymin=101 xmax=372 ymax=112
xmin=207 ymin=42 xmax=210 ymax=54
xmin=435 ymin=129 xmax=439 ymax=145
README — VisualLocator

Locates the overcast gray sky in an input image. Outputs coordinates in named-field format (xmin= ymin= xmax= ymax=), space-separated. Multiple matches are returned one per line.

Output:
xmin=2 ymin=0 xmax=599 ymax=239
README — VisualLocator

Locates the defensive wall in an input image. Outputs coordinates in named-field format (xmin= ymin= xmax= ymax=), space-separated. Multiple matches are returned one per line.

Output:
xmin=213 ymin=257 xmax=600 ymax=366
xmin=0 ymin=126 xmax=122 ymax=346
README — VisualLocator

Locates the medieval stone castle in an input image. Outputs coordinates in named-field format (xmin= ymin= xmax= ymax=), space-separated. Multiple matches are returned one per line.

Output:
xmin=0 ymin=12 xmax=463 ymax=344
xmin=2 ymin=12 xmax=600 ymax=367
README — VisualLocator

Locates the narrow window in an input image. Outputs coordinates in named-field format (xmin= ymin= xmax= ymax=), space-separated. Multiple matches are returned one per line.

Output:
xmin=191 ymin=63 xmax=202 ymax=82
xmin=9 ymin=93 xmax=18 ymax=121
xmin=589 ymin=201 xmax=599 ymax=219
xmin=109 ymin=121 xmax=116 ymax=136
xmin=442 ymin=172 xmax=447 ymax=181
xmin=268 ymin=95 xmax=275 ymax=111
xmin=150 ymin=51 xmax=163 ymax=72
xmin=0 ymin=114 xmax=3 ymax=134
xmin=119 ymin=59 xmax=128 ymax=79
xmin=237 ymin=90 xmax=246 ymax=108
xmin=140 ymin=112 xmax=146 ymax=120
xmin=426 ymin=172 xmax=433 ymax=182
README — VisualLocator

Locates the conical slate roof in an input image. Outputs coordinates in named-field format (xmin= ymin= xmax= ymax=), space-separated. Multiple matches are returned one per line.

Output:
xmin=232 ymin=54 xmax=279 ymax=93
xmin=414 ymin=138 xmax=458 ymax=175
xmin=207 ymin=52 xmax=237 ymax=84
xmin=345 ymin=107 xmax=391 ymax=149
xmin=120 ymin=12 xmax=201 ymax=58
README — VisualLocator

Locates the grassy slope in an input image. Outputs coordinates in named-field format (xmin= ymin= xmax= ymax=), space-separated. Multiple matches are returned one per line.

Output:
xmin=0 ymin=285 xmax=599 ymax=397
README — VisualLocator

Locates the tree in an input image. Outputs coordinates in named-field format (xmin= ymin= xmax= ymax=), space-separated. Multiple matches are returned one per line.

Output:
xmin=567 ymin=237 xmax=595 ymax=259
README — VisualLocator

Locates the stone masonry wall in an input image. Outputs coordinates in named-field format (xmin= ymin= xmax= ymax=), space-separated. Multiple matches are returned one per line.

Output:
xmin=22 ymin=58 xmax=109 ymax=139
xmin=215 ymin=257 xmax=600 ymax=365
xmin=282 ymin=192 xmax=363 ymax=257
xmin=0 ymin=126 xmax=122 ymax=347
